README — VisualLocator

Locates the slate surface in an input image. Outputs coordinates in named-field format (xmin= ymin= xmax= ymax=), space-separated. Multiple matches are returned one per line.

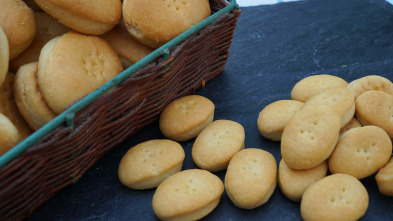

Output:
xmin=28 ymin=0 xmax=393 ymax=220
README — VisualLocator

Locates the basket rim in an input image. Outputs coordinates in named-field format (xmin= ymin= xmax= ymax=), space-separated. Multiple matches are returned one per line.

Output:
xmin=0 ymin=0 xmax=239 ymax=168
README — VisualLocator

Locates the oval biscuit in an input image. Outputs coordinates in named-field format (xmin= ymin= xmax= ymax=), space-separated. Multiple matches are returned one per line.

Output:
xmin=348 ymin=75 xmax=393 ymax=99
xmin=375 ymin=157 xmax=393 ymax=196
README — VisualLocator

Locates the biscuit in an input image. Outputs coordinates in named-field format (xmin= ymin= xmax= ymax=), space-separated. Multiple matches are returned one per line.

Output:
xmin=347 ymin=75 xmax=393 ymax=99
xmin=0 ymin=0 xmax=36 ymax=60
xmin=0 ymin=27 xmax=9 ymax=87
xmin=34 ymin=0 xmax=122 ymax=35
xmin=152 ymin=169 xmax=224 ymax=221
xmin=159 ymin=95 xmax=214 ymax=141
xmin=302 ymin=87 xmax=355 ymax=128
xmin=225 ymin=148 xmax=277 ymax=209
xmin=101 ymin=21 xmax=154 ymax=69
xmin=291 ymin=74 xmax=348 ymax=102
xmin=301 ymin=173 xmax=368 ymax=221
xmin=123 ymin=0 xmax=211 ymax=48
xmin=339 ymin=117 xmax=361 ymax=136
xmin=281 ymin=106 xmax=340 ymax=169
xmin=355 ymin=90 xmax=393 ymax=138
xmin=278 ymin=159 xmax=328 ymax=202
xmin=192 ymin=120 xmax=245 ymax=172
xmin=0 ymin=113 xmax=19 ymax=156
xmin=328 ymin=126 xmax=392 ymax=179
xmin=14 ymin=62 xmax=56 ymax=130
xmin=0 ymin=73 xmax=33 ymax=140
xmin=38 ymin=32 xmax=123 ymax=114
xmin=375 ymin=157 xmax=393 ymax=196
xmin=9 ymin=12 xmax=69 ymax=72
xmin=118 ymin=139 xmax=185 ymax=189
xmin=257 ymin=100 xmax=303 ymax=141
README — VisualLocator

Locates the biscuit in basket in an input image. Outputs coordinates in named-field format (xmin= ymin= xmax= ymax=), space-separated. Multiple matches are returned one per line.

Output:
xmin=118 ymin=139 xmax=185 ymax=189
xmin=192 ymin=120 xmax=245 ymax=172
xmin=278 ymin=159 xmax=328 ymax=202
xmin=355 ymin=90 xmax=393 ymax=138
xmin=339 ymin=117 xmax=361 ymax=135
xmin=34 ymin=0 xmax=122 ymax=35
xmin=375 ymin=157 xmax=393 ymax=196
xmin=0 ymin=0 xmax=36 ymax=60
xmin=0 ymin=113 xmax=19 ymax=156
xmin=159 ymin=95 xmax=214 ymax=141
xmin=152 ymin=169 xmax=224 ymax=221
xmin=281 ymin=106 xmax=340 ymax=169
xmin=14 ymin=62 xmax=56 ymax=130
xmin=9 ymin=12 xmax=69 ymax=72
xmin=328 ymin=126 xmax=392 ymax=179
xmin=101 ymin=21 xmax=154 ymax=69
xmin=122 ymin=0 xmax=211 ymax=48
xmin=225 ymin=148 xmax=277 ymax=209
xmin=38 ymin=31 xmax=123 ymax=114
xmin=347 ymin=75 xmax=393 ymax=99
xmin=291 ymin=74 xmax=348 ymax=102
xmin=0 ymin=27 xmax=9 ymax=87
xmin=301 ymin=173 xmax=368 ymax=221
xmin=302 ymin=87 xmax=355 ymax=128
xmin=257 ymin=100 xmax=303 ymax=141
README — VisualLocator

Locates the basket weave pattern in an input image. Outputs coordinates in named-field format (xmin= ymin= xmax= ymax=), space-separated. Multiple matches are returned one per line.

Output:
xmin=0 ymin=1 xmax=241 ymax=220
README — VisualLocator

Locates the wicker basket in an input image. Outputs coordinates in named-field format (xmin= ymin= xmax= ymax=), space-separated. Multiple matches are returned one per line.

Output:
xmin=0 ymin=0 xmax=241 ymax=220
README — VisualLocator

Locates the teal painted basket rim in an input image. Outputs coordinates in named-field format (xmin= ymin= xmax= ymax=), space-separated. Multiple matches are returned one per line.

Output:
xmin=0 ymin=0 xmax=239 ymax=168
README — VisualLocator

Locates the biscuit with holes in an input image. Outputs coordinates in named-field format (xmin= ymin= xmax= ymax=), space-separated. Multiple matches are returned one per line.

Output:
xmin=34 ymin=0 xmax=122 ymax=35
xmin=291 ymin=74 xmax=348 ymax=102
xmin=14 ymin=62 xmax=56 ymax=130
xmin=375 ymin=157 xmax=393 ymax=196
xmin=152 ymin=169 xmax=224 ymax=221
xmin=192 ymin=120 xmax=245 ymax=172
xmin=355 ymin=90 xmax=393 ymax=138
xmin=159 ymin=95 xmax=214 ymax=141
xmin=302 ymin=87 xmax=355 ymax=128
xmin=347 ymin=75 xmax=393 ymax=99
xmin=339 ymin=117 xmax=361 ymax=136
xmin=38 ymin=31 xmax=123 ymax=114
xmin=0 ymin=113 xmax=19 ymax=156
xmin=0 ymin=27 xmax=9 ymax=87
xmin=278 ymin=159 xmax=328 ymax=202
xmin=225 ymin=148 xmax=277 ymax=209
xmin=0 ymin=0 xmax=36 ymax=60
xmin=281 ymin=106 xmax=340 ymax=169
xmin=328 ymin=126 xmax=392 ymax=179
xmin=9 ymin=12 xmax=69 ymax=72
xmin=301 ymin=173 xmax=368 ymax=221
xmin=118 ymin=139 xmax=185 ymax=189
xmin=257 ymin=100 xmax=303 ymax=141
xmin=123 ymin=0 xmax=211 ymax=48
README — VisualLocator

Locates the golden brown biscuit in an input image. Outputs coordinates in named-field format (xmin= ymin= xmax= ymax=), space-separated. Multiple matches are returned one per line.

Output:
xmin=118 ymin=139 xmax=185 ymax=189
xmin=0 ymin=27 xmax=9 ymax=87
xmin=257 ymin=100 xmax=303 ymax=141
xmin=355 ymin=90 xmax=393 ymax=138
xmin=123 ymin=0 xmax=211 ymax=48
xmin=347 ymin=75 xmax=393 ymax=99
xmin=339 ymin=117 xmax=361 ymax=136
xmin=101 ymin=21 xmax=154 ymax=69
xmin=281 ymin=106 xmax=340 ymax=169
xmin=9 ymin=12 xmax=69 ymax=72
xmin=14 ymin=62 xmax=56 ymax=130
xmin=159 ymin=95 xmax=214 ymax=141
xmin=0 ymin=0 xmax=36 ymax=60
xmin=328 ymin=126 xmax=392 ymax=179
xmin=34 ymin=0 xmax=122 ymax=35
xmin=375 ymin=157 xmax=393 ymax=196
xmin=152 ymin=169 xmax=224 ymax=221
xmin=192 ymin=120 xmax=245 ymax=172
xmin=291 ymin=74 xmax=348 ymax=102
xmin=0 ymin=113 xmax=19 ymax=156
xmin=301 ymin=174 xmax=368 ymax=221
xmin=278 ymin=159 xmax=328 ymax=202
xmin=225 ymin=148 xmax=277 ymax=209
xmin=38 ymin=32 xmax=123 ymax=114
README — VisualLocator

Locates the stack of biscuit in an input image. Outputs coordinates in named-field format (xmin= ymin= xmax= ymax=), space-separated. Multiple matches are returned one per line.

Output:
xmin=0 ymin=0 xmax=212 ymax=157
xmin=257 ymin=74 xmax=393 ymax=220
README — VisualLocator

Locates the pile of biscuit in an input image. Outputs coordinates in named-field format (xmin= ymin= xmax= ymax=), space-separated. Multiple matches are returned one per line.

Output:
xmin=0 ymin=0 xmax=211 ymax=156
xmin=258 ymin=74 xmax=393 ymax=220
